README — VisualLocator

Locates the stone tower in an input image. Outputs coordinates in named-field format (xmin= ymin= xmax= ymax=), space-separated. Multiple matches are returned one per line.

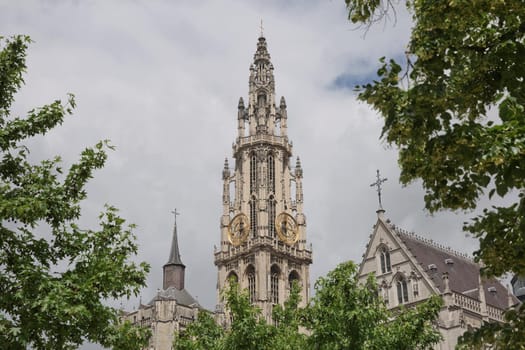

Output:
xmin=214 ymin=35 xmax=312 ymax=321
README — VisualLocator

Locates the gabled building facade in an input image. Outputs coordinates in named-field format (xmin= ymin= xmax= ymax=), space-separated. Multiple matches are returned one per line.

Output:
xmin=214 ymin=35 xmax=312 ymax=322
xmin=359 ymin=209 xmax=519 ymax=350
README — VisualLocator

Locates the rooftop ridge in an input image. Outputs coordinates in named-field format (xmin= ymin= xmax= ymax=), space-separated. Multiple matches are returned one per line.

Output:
xmin=391 ymin=224 xmax=474 ymax=263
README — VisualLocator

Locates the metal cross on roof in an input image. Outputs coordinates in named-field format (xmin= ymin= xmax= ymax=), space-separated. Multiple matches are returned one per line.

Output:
xmin=370 ymin=169 xmax=388 ymax=210
xmin=171 ymin=208 xmax=180 ymax=225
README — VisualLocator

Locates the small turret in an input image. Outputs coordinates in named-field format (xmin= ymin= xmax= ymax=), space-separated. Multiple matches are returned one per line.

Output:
xmin=238 ymin=98 xmax=246 ymax=137
xmin=222 ymin=158 xmax=230 ymax=180
xmin=279 ymin=96 xmax=288 ymax=137
xmin=295 ymin=156 xmax=303 ymax=178
xmin=280 ymin=96 xmax=286 ymax=109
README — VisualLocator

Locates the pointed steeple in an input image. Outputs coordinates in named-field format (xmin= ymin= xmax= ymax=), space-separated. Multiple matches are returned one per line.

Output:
xmin=247 ymin=34 xmax=277 ymax=136
xmin=163 ymin=209 xmax=186 ymax=290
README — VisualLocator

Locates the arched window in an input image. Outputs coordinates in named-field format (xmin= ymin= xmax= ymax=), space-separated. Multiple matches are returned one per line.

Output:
xmin=397 ymin=277 xmax=409 ymax=304
xmin=246 ymin=266 xmax=256 ymax=303
xmin=288 ymin=271 xmax=300 ymax=291
xmin=250 ymin=154 xmax=257 ymax=194
xmin=227 ymin=271 xmax=238 ymax=285
xmin=250 ymin=197 xmax=257 ymax=237
xmin=379 ymin=247 xmax=391 ymax=274
xmin=267 ymin=154 xmax=275 ymax=193
xmin=268 ymin=196 xmax=276 ymax=238
xmin=270 ymin=265 xmax=280 ymax=304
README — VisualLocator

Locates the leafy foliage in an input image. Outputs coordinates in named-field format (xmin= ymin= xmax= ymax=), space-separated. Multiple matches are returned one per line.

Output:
xmin=344 ymin=0 xmax=525 ymax=278
xmin=0 ymin=35 xmax=150 ymax=349
xmin=304 ymin=261 xmax=442 ymax=350
xmin=175 ymin=281 xmax=306 ymax=350
xmin=175 ymin=262 xmax=440 ymax=350
xmin=173 ymin=310 xmax=224 ymax=350
xmin=343 ymin=0 xmax=525 ymax=347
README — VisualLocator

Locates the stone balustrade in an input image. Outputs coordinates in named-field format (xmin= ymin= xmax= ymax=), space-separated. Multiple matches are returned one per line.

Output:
xmin=234 ymin=134 xmax=292 ymax=153
xmin=452 ymin=292 xmax=505 ymax=321
xmin=453 ymin=292 xmax=482 ymax=313
xmin=215 ymin=235 xmax=312 ymax=263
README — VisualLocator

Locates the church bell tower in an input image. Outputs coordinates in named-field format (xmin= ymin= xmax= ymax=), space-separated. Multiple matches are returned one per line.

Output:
xmin=214 ymin=35 xmax=312 ymax=321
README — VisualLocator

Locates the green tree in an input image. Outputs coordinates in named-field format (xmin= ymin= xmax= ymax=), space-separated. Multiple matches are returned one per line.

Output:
xmin=270 ymin=282 xmax=308 ymax=350
xmin=344 ymin=0 xmax=525 ymax=278
xmin=175 ymin=281 xmax=306 ymax=350
xmin=304 ymin=261 xmax=442 ymax=350
xmin=173 ymin=310 xmax=224 ymax=350
xmin=343 ymin=0 xmax=525 ymax=347
xmin=0 ymin=35 xmax=150 ymax=349
xmin=176 ymin=263 xmax=440 ymax=350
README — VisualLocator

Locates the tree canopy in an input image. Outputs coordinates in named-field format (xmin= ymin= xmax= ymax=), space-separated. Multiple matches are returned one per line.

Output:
xmin=175 ymin=261 xmax=441 ymax=350
xmin=0 ymin=35 xmax=150 ymax=349
xmin=345 ymin=0 xmax=525 ymax=278
xmin=304 ymin=261 xmax=442 ymax=350
xmin=343 ymin=0 xmax=525 ymax=347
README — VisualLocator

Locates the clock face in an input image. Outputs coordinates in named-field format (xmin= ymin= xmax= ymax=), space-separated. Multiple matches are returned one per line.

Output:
xmin=275 ymin=212 xmax=299 ymax=245
xmin=228 ymin=213 xmax=250 ymax=246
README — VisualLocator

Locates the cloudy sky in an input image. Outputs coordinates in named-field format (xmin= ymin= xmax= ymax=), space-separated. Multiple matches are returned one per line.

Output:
xmin=2 ymin=0 xmax=482 ymax=346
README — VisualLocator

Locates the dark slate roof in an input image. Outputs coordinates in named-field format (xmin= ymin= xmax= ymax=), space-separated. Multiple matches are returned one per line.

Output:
xmin=166 ymin=217 xmax=184 ymax=267
xmin=148 ymin=286 xmax=201 ymax=308
xmin=393 ymin=226 xmax=517 ymax=310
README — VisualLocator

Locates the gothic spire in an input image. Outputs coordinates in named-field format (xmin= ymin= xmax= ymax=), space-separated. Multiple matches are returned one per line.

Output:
xmin=249 ymin=35 xmax=275 ymax=93
xmin=163 ymin=209 xmax=186 ymax=290
xmin=166 ymin=209 xmax=184 ymax=266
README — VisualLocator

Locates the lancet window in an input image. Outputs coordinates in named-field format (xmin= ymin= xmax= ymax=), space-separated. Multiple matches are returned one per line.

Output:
xmin=288 ymin=271 xmax=300 ymax=291
xmin=397 ymin=277 xmax=409 ymax=304
xmin=250 ymin=154 xmax=257 ymax=194
xmin=247 ymin=266 xmax=256 ymax=303
xmin=268 ymin=196 xmax=276 ymax=238
xmin=267 ymin=153 xmax=275 ymax=193
xmin=250 ymin=198 xmax=257 ymax=237
xmin=270 ymin=265 xmax=280 ymax=304
xmin=379 ymin=247 xmax=391 ymax=274
xmin=227 ymin=271 xmax=238 ymax=285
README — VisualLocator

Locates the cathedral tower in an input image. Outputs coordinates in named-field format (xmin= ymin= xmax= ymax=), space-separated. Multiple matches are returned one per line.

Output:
xmin=214 ymin=35 xmax=312 ymax=321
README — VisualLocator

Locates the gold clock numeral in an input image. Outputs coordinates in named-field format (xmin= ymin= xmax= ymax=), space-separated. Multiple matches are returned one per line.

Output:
xmin=275 ymin=212 xmax=299 ymax=245
xmin=228 ymin=213 xmax=250 ymax=246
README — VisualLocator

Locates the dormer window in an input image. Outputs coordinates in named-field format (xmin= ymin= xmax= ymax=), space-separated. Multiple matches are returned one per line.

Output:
xmin=379 ymin=247 xmax=391 ymax=274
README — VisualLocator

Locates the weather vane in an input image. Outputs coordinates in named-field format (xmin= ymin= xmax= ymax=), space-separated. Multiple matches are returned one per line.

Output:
xmin=370 ymin=169 xmax=387 ymax=210
xmin=260 ymin=19 xmax=264 ymax=37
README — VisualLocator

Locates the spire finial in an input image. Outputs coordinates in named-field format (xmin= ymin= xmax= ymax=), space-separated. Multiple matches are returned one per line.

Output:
xmin=171 ymin=208 xmax=180 ymax=227
xmin=259 ymin=19 xmax=264 ymax=37
xmin=370 ymin=169 xmax=388 ymax=210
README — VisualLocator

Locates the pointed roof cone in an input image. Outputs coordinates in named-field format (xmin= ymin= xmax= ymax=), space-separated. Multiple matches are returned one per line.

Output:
xmin=238 ymin=97 xmax=245 ymax=109
xmin=280 ymin=96 xmax=287 ymax=108
xmin=165 ymin=214 xmax=184 ymax=267
xmin=295 ymin=157 xmax=303 ymax=177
